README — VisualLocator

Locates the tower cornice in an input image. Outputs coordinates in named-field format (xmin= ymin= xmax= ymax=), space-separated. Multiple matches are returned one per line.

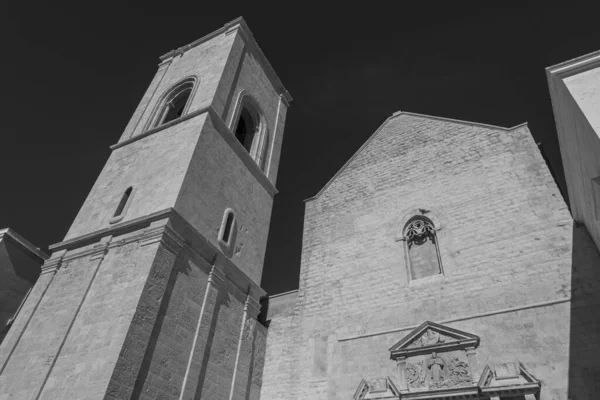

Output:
xmin=109 ymin=106 xmax=278 ymax=197
xmin=159 ymin=17 xmax=292 ymax=105
xmin=48 ymin=207 xmax=266 ymax=300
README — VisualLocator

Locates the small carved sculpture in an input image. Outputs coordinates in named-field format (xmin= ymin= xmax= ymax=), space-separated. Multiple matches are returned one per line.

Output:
xmin=406 ymin=354 xmax=472 ymax=391
xmin=406 ymin=361 xmax=426 ymax=388
xmin=407 ymin=329 xmax=451 ymax=348
xmin=427 ymin=352 xmax=446 ymax=385
xmin=421 ymin=329 xmax=440 ymax=346
xmin=447 ymin=358 xmax=472 ymax=386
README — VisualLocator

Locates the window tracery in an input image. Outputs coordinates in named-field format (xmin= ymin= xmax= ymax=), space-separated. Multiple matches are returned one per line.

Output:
xmin=402 ymin=215 xmax=443 ymax=281
xmin=405 ymin=218 xmax=436 ymax=249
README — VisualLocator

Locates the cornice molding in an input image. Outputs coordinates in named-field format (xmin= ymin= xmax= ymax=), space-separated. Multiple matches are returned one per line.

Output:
xmin=208 ymin=264 xmax=227 ymax=290
xmin=41 ymin=250 xmax=66 ymax=275
xmin=0 ymin=228 xmax=48 ymax=260
xmin=339 ymin=296 xmax=571 ymax=342
xmin=244 ymin=294 xmax=262 ymax=319
xmin=48 ymin=208 xmax=266 ymax=300
xmin=158 ymin=17 xmax=292 ymax=105
xmin=49 ymin=209 xmax=173 ymax=252
xmin=110 ymin=106 xmax=210 ymax=151
xmin=109 ymin=106 xmax=277 ymax=197
xmin=546 ymin=49 xmax=600 ymax=78
xmin=140 ymin=224 xmax=186 ymax=255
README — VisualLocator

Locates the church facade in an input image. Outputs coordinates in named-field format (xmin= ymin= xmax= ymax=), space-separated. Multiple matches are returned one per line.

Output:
xmin=261 ymin=111 xmax=600 ymax=400
xmin=1 ymin=18 xmax=599 ymax=400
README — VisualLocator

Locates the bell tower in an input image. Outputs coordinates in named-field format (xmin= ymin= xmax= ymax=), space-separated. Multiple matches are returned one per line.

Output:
xmin=0 ymin=17 xmax=291 ymax=400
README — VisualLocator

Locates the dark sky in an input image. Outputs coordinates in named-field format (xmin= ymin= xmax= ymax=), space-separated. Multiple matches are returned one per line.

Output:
xmin=2 ymin=3 xmax=598 ymax=295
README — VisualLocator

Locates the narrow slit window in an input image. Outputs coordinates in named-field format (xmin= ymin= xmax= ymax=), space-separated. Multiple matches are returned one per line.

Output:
xmin=222 ymin=212 xmax=234 ymax=243
xmin=114 ymin=187 xmax=132 ymax=218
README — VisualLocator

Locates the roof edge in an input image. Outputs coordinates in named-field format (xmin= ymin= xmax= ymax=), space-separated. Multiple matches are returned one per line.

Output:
xmin=159 ymin=17 xmax=292 ymax=104
xmin=304 ymin=111 xmax=528 ymax=203
xmin=0 ymin=228 xmax=48 ymax=260
xmin=546 ymin=49 xmax=600 ymax=79
xmin=268 ymin=289 xmax=299 ymax=299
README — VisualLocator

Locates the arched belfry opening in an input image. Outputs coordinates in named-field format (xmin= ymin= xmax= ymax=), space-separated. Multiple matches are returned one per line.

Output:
xmin=235 ymin=107 xmax=257 ymax=152
xmin=150 ymin=78 xmax=196 ymax=129
xmin=232 ymin=95 xmax=269 ymax=171
xmin=161 ymin=86 xmax=191 ymax=124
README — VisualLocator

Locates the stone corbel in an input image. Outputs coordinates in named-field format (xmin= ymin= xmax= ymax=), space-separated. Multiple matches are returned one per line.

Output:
xmin=208 ymin=264 xmax=227 ymax=291
xmin=141 ymin=224 xmax=186 ymax=256
xmin=41 ymin=249 xmax=66 ymax=275
xmin=244 ymin=293 xmax=262 ymax=320
xmin=90 ymin=235 xmax=112 ymax=261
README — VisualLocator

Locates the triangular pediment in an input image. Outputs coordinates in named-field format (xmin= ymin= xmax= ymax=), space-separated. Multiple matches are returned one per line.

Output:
xmin=353 ymin=377 xmax=400 ymax=400
xmin=389 ymin=321 xmax=480 ymax=359
xmin=478 ymin=362 xmax=540 ymax=398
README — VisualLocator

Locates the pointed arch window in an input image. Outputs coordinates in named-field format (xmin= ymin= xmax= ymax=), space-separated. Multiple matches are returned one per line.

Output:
xmin=150 ymin=78 xmax=196 ymax=129
xmin=402 ymin=216 xmax=443 ymax=280
xmin=232 ymin=95 xmax=269 ymax=171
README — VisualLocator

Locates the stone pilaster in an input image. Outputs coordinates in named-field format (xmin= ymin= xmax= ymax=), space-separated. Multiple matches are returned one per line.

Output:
xmin=396 ymin=357 xmax=407 ymax=391
xmin=465 ymin=346 xmax=478 ymax=383
xmin=179 ymin=264 xmax=227 ymax=400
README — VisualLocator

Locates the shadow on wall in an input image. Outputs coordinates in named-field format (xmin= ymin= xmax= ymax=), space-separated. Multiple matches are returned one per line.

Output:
xmin=194 ymin=285 xmax=231 ymax=399
xmin=569 ymin=222 xmax=600 ymax=399
xmin=130 ymin=250 xmax=193 ymax=399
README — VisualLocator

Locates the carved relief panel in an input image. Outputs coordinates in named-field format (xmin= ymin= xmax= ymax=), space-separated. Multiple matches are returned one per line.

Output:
xmin=354 ymin=321 xmax=541 ymax=400
xmin=389 ymin=322 xmax=480 ymax=394
xmin=405 ymin=350 xmax=472 ymax=390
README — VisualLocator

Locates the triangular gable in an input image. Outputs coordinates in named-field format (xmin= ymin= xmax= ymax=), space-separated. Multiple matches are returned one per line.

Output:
xmin=478 ymin=362 xmax=540 ymax=398
xmin=389 ymin=321 xmax=480 ymax=359
xmin=353 ymin=377 xmax=400 ymax=400
xmin=304 ymin=112 xmax=527 ymax=202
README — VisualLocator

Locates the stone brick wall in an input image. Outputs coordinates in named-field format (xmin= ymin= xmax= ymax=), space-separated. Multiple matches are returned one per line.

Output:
xmin=0 ymin=215 xmax=269 ymax=400
xmin=0 ymin=19 xmax=286 ymax=400
xmin=65 ymin=22 xmax=288 ymax=285
xmin=65 ymin=114 xmax=207 ymax=240
xmin=119 ymin=31 xmax=236 ymax=143
xmin=176 ymin=117 xmax=275 ymax=283
xmin=0 ymin=226 xmax=174 ymax=400
xmin=260 ymin=113 xmax=600 ymax=399
xmin=221 ymin=34 xmax=288 ymax=184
